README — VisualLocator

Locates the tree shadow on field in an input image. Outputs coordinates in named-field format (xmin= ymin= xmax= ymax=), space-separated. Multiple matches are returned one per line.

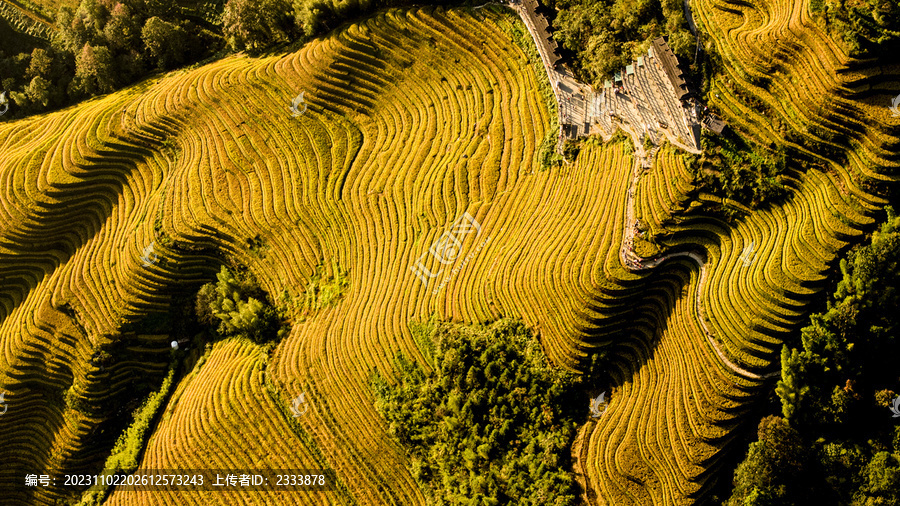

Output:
xmin=0 ymin=89 xmax=185 ymax=326
xmin=575 ymin=255 xmax=692 ymax=383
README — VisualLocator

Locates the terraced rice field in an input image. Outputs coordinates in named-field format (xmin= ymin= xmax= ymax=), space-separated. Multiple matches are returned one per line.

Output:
xmin=0 ymin=0 xmax=897 ymax=505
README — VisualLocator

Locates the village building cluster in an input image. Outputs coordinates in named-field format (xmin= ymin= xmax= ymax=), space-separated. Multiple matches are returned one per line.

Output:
xmin=510 ymin=0 xmax=726 ymax=155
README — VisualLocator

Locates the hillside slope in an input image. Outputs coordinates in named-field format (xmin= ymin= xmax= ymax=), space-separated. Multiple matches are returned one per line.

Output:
xmin=0 ymin=2 xmax=897 ymax=505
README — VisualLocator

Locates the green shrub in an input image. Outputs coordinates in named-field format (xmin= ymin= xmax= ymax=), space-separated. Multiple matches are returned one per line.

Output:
xmin=688 ymin=130 xmax=789 ymax=210
xmin=727 ymin=210 xmax=900 ymax=504
xmin=811 ymin=0 xmax=900 ymax=57
xmin=195 ymin=266 xmax=283 ymax=344
xmin=76 ymin=366 xmax=177 ymax=506
xmin=223 ymin=0 xmax=296 ymax=51
xmin=372 ymin=318 xmax=582 ymax=505
xmin=0 ymin=0 xmax=223 ymax=119
xmin=550 ymin=0 xmax=695 ymax=85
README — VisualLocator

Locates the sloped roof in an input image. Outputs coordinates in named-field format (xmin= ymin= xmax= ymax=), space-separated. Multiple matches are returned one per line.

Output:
xmin=651 ymin=37 xmax=690 ymax=100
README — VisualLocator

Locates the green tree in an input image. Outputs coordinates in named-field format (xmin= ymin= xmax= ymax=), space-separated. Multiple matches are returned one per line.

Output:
xmin=55 ymin=6 xmax=91 ymax=55
xmin=293 ymin=0 xmax=373 ymax=37
xmin=17 ymin=48 xmax=64 ymax=112
xmin=104 ymin=3 xmax=141 ymax=51
xmin=144 ymin=0 xmax=178 ymax=18
xmin=26 ymin=48 xmax=53 ymax=79
xmin=726 ymin=416 xmax=811 ymax=506
xmin=78 ymin=0 xmax=111 ymax=35
xmin=195 ymin=266 xmax=282 ymax=344
xmin=141 ymin=16 xmax=187 ymax=69
xmin=820 ymin=441 xmax=868 ymax=504
xmin=373 ymin=319 xmax=582 ymax=505
xmin=856 ymin=452 xmax=900 ymax=505
xmin=812 ymin=0 xmax=900 ymax=56
xmin=730 ymin=210 xmax=900 ymax=504
xmin=222 ymin=0 xmax=295 ymax=51
xmin=778 ymin=209 xmax=900 ymax=429
xmin=550 ymin=0 xmax=695 ymax=85
xmin=25 ymin=76 xmax=52 ymax=108
xmin=72 ymin=43 xmax=116 ymax=96
xmin=6 ymin=0 xmax=222 ymax=119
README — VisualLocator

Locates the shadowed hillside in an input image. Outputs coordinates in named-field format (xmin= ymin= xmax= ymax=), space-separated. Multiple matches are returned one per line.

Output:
xmin=0 ymin=1 xmax=897 ymax=505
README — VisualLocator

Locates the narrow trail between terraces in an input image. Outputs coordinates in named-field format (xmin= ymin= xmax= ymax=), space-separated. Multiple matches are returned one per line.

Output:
xmin=619 ymin=154 xmax=779 ymax=381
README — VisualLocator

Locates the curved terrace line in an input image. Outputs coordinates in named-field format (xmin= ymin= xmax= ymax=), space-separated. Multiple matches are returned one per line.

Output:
xmin=620 ymin=154 xmax=779 ymax=381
